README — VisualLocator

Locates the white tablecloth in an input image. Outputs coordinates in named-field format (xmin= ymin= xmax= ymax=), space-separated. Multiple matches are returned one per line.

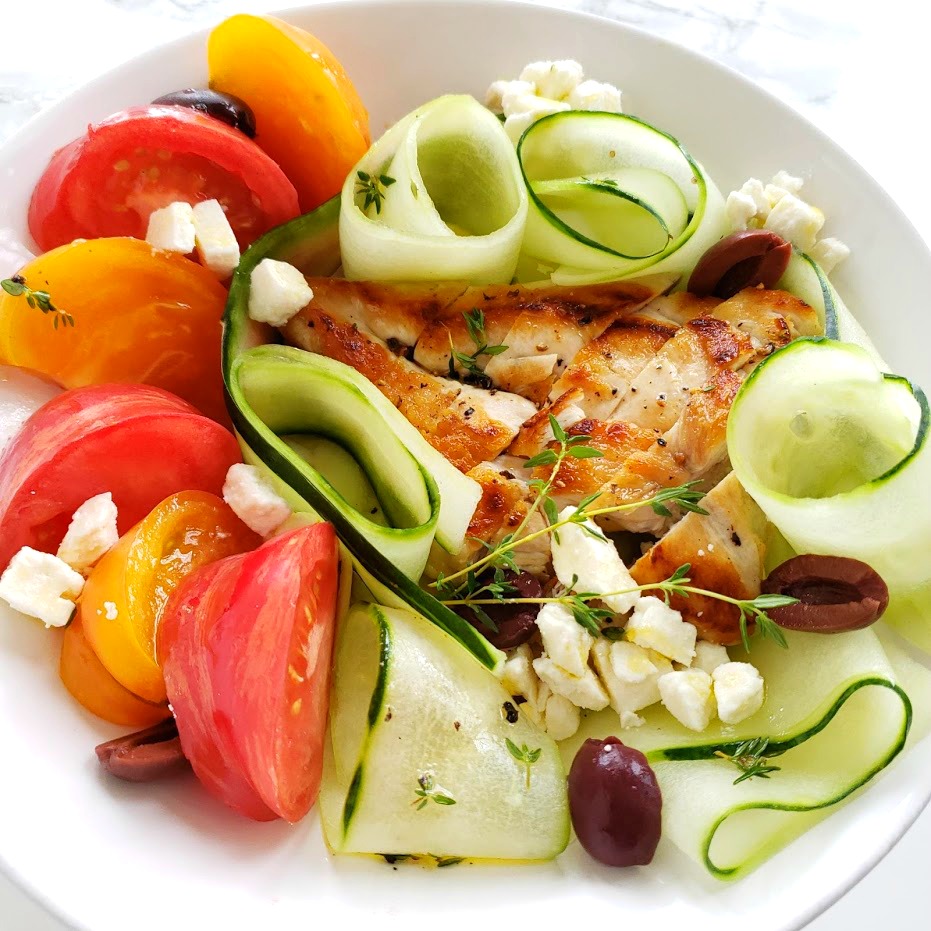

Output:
xmin=0 ymin=1 xmax=929 ymax=928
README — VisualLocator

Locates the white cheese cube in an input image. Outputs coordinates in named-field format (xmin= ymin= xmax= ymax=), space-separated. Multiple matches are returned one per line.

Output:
xmin=222 ymin=463 xmax=291 ymax=537
xmin=519 ymin=60 xmax=585 ymax=101
xmin=737 ymin=177 xmax=770 ymax=218
xmin=568 ymin=79 xmax=623 ymax=113
xmin=609 ymin=639 xmax=659 ymax=684
xmin=533 ymin=655 xmax=609 ymax=711
xmin=485 ymin=79 xmax=534 ymax=114
xmin=504 ymin=112 xmax=535 ymax=145
xmin=248 ymin=258 xmax=314 ymax=327
xmin=763 ymin=192 xmax=825 ymax=252
xmin=551 ymin=506 xmax=640 ymax=615
xmin=725 ymin=190 xmax=758 ymax=231
xmin=592 ymin=638 xmax=672 ymax=714
xmin=810 ymin=237 xmax=850 ymax=275
xmin=658 ymin=668 xmax=715 ymax=732
xmin=0 ymin=547 xmax=84 ymax=628
xmin=712 ymin=662 xmax=765 ymax=724
xmin=192 ymin=199 xmax=240 ymax=278
xmin=768 ymin=170 xmax=804 ymax=198
xmin=626 ymin=596 xmax=697 ymax=665
xmin=502 ymin=91 xmax=571 ymax=120
xmin=145 ymin=201 xmax=196 ymax=254
xmin=501 ymin=643 xmax=539 ymax=708
xmin=619 ymin=710 xmax=645 ymax=729
xmin=692 ymin=640 xmax=730 ymax=675
xmin=535 ymin=601 xmax=593 ymax=677
xmin=56 ymin=493 xmax=119 ymax=574
xmin=544 ymin=692 xmax=581 ymax=741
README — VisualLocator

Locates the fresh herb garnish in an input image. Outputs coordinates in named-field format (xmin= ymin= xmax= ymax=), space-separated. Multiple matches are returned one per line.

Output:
xmin=714 ymin=737 xmax=783 ymax=785
xmin=355 ymin=170 xmax=396 ymax=214
xmin=412 ymin=772 xmax=457 ymax=810
xmin=448 ymin=308 xmax=508 ymax=379
xmin=648 ymin=480 xmax=709 ymax=518
xmin=505 ymin=738 xmax=542 ymax=789
xmin=1 ymin=275 xmax=74 ymax=329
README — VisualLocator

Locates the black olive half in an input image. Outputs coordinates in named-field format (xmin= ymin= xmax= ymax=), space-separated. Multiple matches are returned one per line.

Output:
xmin=152 ymin=88 xmax=257 ymax=138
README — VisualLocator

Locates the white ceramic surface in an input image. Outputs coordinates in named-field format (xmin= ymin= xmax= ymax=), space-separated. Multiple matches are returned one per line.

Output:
xmin=0 ymin=2 xmax=929 ymax=930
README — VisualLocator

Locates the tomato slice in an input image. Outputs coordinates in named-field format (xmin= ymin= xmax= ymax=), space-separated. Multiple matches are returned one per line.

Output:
xmin=209 ymin=15 xmax=370 ymax=212
xmin=159 ymin=523 xmax=340 ymax=822
xmin=80 ymin=491 xmax=260 ymax=704
xmin=0 ymin=383 xmax=242 ymax=571
xmin=28 ymin=105 xmax=299 ymax=252
xmin=60 ymin=615 xmax=170 ymax=729
xmin=0 ymin=239 xmax=229 ymax=422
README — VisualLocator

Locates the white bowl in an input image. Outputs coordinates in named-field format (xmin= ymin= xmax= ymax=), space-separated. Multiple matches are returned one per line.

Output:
xmin=0 ymin=2 xmax=929 ymax=929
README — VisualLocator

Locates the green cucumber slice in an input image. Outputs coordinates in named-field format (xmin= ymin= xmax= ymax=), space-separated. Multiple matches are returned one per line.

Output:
xmin=321 ymin=603 xmax=570 ymax=859
xmin=566 ymin=626 xmax=917 ymax=879
xmin=516 ymin=111 xmax=726 ymax=283
xmin=728 ymin=338 xmax=931 ymax=652
xmin=339 ymin=95 xmax=528 ymax=284
xmin=777 ymin=250 xmax=885 ymax=365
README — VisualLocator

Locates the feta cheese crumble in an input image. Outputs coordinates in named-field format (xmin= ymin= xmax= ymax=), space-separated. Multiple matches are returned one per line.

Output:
xmin=192 ymin=199 xmax=240 ymax=278
xmin=712 ymin=662 xmax=765 ymax=724
xmin=222 ymin=463 xmax=292 ymax=537
xmin=0 ymin=547 xmax=85 ymax=628
xmin=692 ymin=640 xmax=730 ymax=675
xmin=248 ymin=258 xmax=314 ymax=327
xmin=724 ymin=170 xmax=847 ymax=275
xmin=145 ymin=201 xmax=196 ymax=254
xmin=658 ymin=668 xmax=715 ymax=732
xmin=592 ymin=638 xmax=672 ymax=717
xmin=56 ymin=492 xmax=119 ymax=574
xmin=551 ymin=506 xmax=640 ymax=614
xmin=535 ymin=601 xmax=594 ymax=677
xmin=533 ymin=654 xmax=610 ymax=711
xmin=486 ymin=59 xmax=622 ymax=145
xmin=625 ymin=596 xmax=697 ymax=666
xmin=543 ymin=692 xmax=581 ymax=741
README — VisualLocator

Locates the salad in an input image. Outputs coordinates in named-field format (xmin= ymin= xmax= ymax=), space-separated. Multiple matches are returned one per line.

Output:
xmin=0 ymin=11 xmax=929 ymax=882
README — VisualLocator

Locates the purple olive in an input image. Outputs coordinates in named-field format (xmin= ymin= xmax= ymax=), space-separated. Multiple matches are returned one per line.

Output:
xmin=455 ymin=570 xmax=543 ymax=649
xmin=95 ymin=718 xmax=190 ymax=783
xmin=569 ymin=737 xmax=662 ymax=867
xmin=689 ymin=229 xmax=792 ymax=299
xmin=151 ymin=88 xmax=257 ymax=138
xmin=762 ymin=554 xmax=889 ymax=633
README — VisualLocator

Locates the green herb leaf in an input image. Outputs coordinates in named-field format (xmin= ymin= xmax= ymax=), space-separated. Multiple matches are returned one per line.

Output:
xmin=505 ymin=738 xmax=543 ymax=789
xmin=355 ymin=170 xmax=396 ymax=214
xmin=714 ymin=737 xmax=783 ymax=785
xmin=567 ymin=445 xmax=603 ymax=460
xmin=524 ymin=449 xmax=559 ymax=469
xmin=1 ymin=276 xmax=73 ymax=330
xmin=548 ymin=413 xmax=567 ymax=444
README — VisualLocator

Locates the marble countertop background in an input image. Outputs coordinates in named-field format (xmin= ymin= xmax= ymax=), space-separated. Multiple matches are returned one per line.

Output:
xmin=1 ymin=0 xmax=929 ymax=928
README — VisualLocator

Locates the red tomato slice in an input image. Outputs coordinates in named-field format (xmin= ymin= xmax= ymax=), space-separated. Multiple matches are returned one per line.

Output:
xmin=0 ymin=383 xmax=242 ymax=570
xmin=29 ymin=105 xmax=300 ymax=252
xmin=159 ymin=523 xmax=340 ymax=822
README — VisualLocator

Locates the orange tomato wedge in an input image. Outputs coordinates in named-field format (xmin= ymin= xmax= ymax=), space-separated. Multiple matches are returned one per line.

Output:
xmin=0 ymin=238 xmax=228 ymax=422
xmin=60 ymin=616 xmax=170 ymax=729
xmin=80 ymin=491 xmax=260 ymax=705
xmin=208 ymin=14 xmax=370 ymax=212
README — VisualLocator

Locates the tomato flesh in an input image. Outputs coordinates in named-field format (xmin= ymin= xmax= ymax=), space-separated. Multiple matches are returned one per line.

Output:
xmin=159 ymin=523 xmax=340 ymax=822
xmin=29 ymin=105 xmax=299 ymax=252
xmin=0 ymin=383 xmax=242 ymax=571
xmin=80 ymin=491 xmax=260 ymax=705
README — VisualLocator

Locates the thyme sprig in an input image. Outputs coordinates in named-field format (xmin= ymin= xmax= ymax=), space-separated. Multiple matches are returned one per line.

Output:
xmin=505 ymin=738 xmax=542 ymax=789
xmin=714 ymin=737 xmax=783 ymax=785
xmin=355 ymin=170 xmax=396 ymax=214
xmin=411 ymin=772 xmax=457 ymax=810
xmin=433 ymin=415 xmax=602 ymax=597
xmin=441 ymin=563 xmax=797 ymax=651
xmin=448 ymin=308 xmax=508 ymax=379
xmin=1 ymin=275 xmax=74 ymax=329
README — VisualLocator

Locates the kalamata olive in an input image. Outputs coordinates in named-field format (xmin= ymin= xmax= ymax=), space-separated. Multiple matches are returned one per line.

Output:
xmin=151 ymin=88 xmax=257 ymax=138
xmin=762 ymin=554 xmax=889 ymax=633
xmin=568 ymin=737 xmax=662 ymax=867
xmin=95 ymin=718 xmax=190 ymax=782
xmin=688 ymin=229 xmax=792 ymax=299
xmin=455 ymin=570 xmax=543 ymax=650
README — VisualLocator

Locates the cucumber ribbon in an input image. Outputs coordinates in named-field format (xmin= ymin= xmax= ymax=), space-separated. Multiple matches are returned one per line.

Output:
xmin=222 ymin=201 xmax=502 ymax=673
xmin=339 ymin=95 xmax=528 ymax=284
xmin=516 ymin=111 xmax=727 ymax=285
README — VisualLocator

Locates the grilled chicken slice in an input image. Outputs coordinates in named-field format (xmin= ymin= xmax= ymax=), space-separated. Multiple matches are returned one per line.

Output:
xmin=630 ymin=473 xmax=768 ymax=645
xmin=281 ymin=306 xmax=535 ymax=472
xmin=412 ymin=274 xmax=677 ymax=403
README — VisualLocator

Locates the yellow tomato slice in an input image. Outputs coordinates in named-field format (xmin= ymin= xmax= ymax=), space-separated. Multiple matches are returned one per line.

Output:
xmin=81 ymin=490 xmax=260 ymax=704
xmin=60 ymin=615 xmax=170 ymax=728
xmin=0 ymin=238 xmax=229 ymax=422
xmin=208 ymin=14 xmax=370 ymax=212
